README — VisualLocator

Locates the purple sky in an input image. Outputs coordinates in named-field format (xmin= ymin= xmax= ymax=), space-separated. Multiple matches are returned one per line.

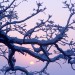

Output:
xmin=0 ymin=0 xmax=75 ymax=75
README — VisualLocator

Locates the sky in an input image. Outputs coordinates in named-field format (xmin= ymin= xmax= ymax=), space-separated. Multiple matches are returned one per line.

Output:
xmin=13 ymin=0 xmax=75 ymax=75
xmin=0 ymin=0 xmax=75 ymax=75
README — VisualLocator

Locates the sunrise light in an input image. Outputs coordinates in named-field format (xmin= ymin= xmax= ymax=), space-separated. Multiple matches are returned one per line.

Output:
xmin=30 ymin=61 xmax=35 ymax=65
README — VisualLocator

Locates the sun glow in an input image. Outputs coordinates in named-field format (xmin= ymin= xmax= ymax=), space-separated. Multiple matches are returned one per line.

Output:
xmin=30 ymin=61 xmax=35 ymax=65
